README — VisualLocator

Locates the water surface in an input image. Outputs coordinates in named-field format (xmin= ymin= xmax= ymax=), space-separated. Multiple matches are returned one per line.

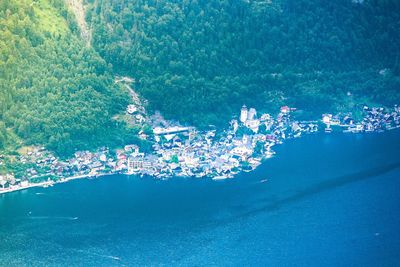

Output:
xmin=1 ymin=131 xmax=400 ymax=266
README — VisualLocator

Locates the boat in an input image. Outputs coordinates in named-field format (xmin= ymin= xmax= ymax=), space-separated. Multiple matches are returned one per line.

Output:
xmin=212 ymin=175 xmax=228 ymax=180
xmin=260 ymin=179 xmax=268 ymax=183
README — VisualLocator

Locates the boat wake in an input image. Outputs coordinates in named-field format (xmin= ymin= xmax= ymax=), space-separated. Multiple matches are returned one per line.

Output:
xmin=107 ymin=256 xmax=121 ymax=261
xmin=28 ymin=216 xmax=78 ymax=221
xmin=218 ymin=161 xmax=400 ymax=224
xmin=74 ymin=249 xmax=122 ymax=262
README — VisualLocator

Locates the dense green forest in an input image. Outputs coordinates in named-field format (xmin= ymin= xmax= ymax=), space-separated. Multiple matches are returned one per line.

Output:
xmin=0 ymin=0 xmax=134 ymax=155
xmin=86 ymin=0 xmax=400 ymax=127
xmin=1 ymin=0 xmax=400 ymax=156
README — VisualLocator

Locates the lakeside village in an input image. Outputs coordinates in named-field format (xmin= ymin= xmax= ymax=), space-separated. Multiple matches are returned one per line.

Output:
xmin=1 ymin=103 xmax=400 ymax=194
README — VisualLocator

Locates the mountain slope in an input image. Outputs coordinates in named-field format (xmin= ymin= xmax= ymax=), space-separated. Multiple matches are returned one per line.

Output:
xmin=86 ymin=0 xmax=400 ymax=127
xmin=0 ymin=0 xmax=129 ymax=155
xmin=65 ymin=0 xmax=91 ymax=45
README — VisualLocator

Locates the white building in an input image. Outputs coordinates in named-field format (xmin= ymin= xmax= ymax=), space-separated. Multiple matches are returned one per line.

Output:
xmin=128 ymin=157 xmax=143 ymax=173
xmin=99 ymin=154 xmax=107 ymax=162
xmin=260 ymin=113 xmax=271 ymax=122
xmin=247 ymin=108 xmax=257 ymax=121
xmin=245 ymin=119 xmax=260 ymax=133
xmin=240 ymin=105 xmax=248 ymax=123
xmin=322 ymin=114 xmax=332 ymax=124
xmin=124 ymin=144 xmax=140 ymax=154
xmin=231 ymin=146 xmax=253 ymax=159
xmin=230 ymin=119 xmax=239 ymax=133
xmin=127 ymin=104 xmax=138 ymax=114
xmin=280 ymin=106 xmax=290 ymax=114
xmin=128 ymin=156 xmax=154 ymax=173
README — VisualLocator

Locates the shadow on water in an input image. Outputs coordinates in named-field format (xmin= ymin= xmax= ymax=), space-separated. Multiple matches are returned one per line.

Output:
xmin=217 ymin=161 xmax=400 ymax=225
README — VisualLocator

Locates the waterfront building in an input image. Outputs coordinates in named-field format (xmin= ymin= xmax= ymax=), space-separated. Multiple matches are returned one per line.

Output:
xmin=322 ymin=114 xmax=331 ymax=124
xmin=280 ymin=106 xmax=290 ymax=114
xmin=0 ymin=176 xmax=6 ymax=188
xmin=128 ymin=157 xmax=144 ymax=173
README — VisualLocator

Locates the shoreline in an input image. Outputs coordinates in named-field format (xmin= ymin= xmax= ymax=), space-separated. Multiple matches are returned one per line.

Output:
xmin=0 ymin=173 xmax=114 ymax=196
xmin=2 ymin=128 xmax=398 ymax=196
xmin=1 ymin=106 xmax=399 ymax=196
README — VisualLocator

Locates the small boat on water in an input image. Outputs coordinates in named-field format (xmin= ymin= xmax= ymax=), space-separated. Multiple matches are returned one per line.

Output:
xmin=260 ymin=179 xmax=268 ymax=183
xmin=212 ymin=175 xmax=228 ymax=180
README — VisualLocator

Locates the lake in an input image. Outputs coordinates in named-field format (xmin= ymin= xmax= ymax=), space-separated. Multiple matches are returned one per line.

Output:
xmin=1 ymin=130 xmax=400 ymax=266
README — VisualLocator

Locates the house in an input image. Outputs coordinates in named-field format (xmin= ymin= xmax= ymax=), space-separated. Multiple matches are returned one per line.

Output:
xmin=172 ymin=136 xmax=182 ymax=147
xmin=99 ymin=154 xmax=107 ymax=162
xmin=280 ymin=106 xmax=290 ymax=114
xmin=230 ymin=119 xmax=239 ymax=133
xmin=91 ymin=161 xmax=104 ymax=173
xmin=322 ymin=114 xmax=332 ymax=124
xmin=124 ymin=144 xmax=139 ymax=153
xmin=247 ymin=108 xmax=257 ymax=121
xmin=291 ymin=122 xmax=301 ymax=132
xmin=139 ymin=133 xmax=148 ymax=140
xmin=343 ymin=116 xmax=354 ymax=125
xmin=116 ymin=161 xmax=127 ymax=171
xmin=0 ymin=175 xmax=6 ymax=188
xmin=260 ymin=113 xmax=271 ymax=122
xmin=127 ymin=104 xmax=138 ymax=114
xmin=127 ymin=155 xmax=155 ymax=173
xmin=135 ymin=114 xmax=146 ymax=123
xmin=244 ymin=119 xmax=260 ymax=133
xmin=128 ymin=157 xmax=144 ymax=173
xmin=231 ymin=145 xmax=253 ymax=159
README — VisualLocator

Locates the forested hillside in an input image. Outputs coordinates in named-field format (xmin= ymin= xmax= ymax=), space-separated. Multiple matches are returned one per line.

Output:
xmin=0 ymin=0 xmax=131 ymax=155
xmin=1 ymin=0 xmax=399 ymax=156
xmin=86 ymin=0 xmax=400 ymax=127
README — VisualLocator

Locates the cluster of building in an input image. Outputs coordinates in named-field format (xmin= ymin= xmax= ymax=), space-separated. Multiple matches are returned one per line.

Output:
xmin=322 ymin=105 xmax=400 ymax=133
xmin=0 ymin=147 xmax=116 ymax=191
xmin=120 ymin=104 xmax=321 ymax=180
xmin=1 ymin=104 xmax=400 ymax=193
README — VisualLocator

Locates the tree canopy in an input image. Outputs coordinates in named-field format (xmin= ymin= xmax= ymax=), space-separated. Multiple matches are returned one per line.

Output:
xmin=87 ymin=0 xmax=400 ymax=127
xmin=0 ymin=0 xmax=130 ymax=155
xmin=1 ymin=0 xmax=400 ymax=156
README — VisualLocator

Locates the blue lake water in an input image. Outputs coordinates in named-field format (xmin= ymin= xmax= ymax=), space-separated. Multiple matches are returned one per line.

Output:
xmin=1 ymin=130 xmax=400 ymax=266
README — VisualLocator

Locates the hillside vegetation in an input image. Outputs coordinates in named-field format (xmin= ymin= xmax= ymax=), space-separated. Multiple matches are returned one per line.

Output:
xmin=0 ymin=0 xmax=131 ymax=155
xmin=1 ymin=0 xmax=399 ymax=156
xmin=86 ymin=0 xmax=400 ymax=127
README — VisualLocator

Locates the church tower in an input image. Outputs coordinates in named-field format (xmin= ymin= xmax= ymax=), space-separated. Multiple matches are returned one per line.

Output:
xmin=240 ymin=105 xmax=248 ymax=123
